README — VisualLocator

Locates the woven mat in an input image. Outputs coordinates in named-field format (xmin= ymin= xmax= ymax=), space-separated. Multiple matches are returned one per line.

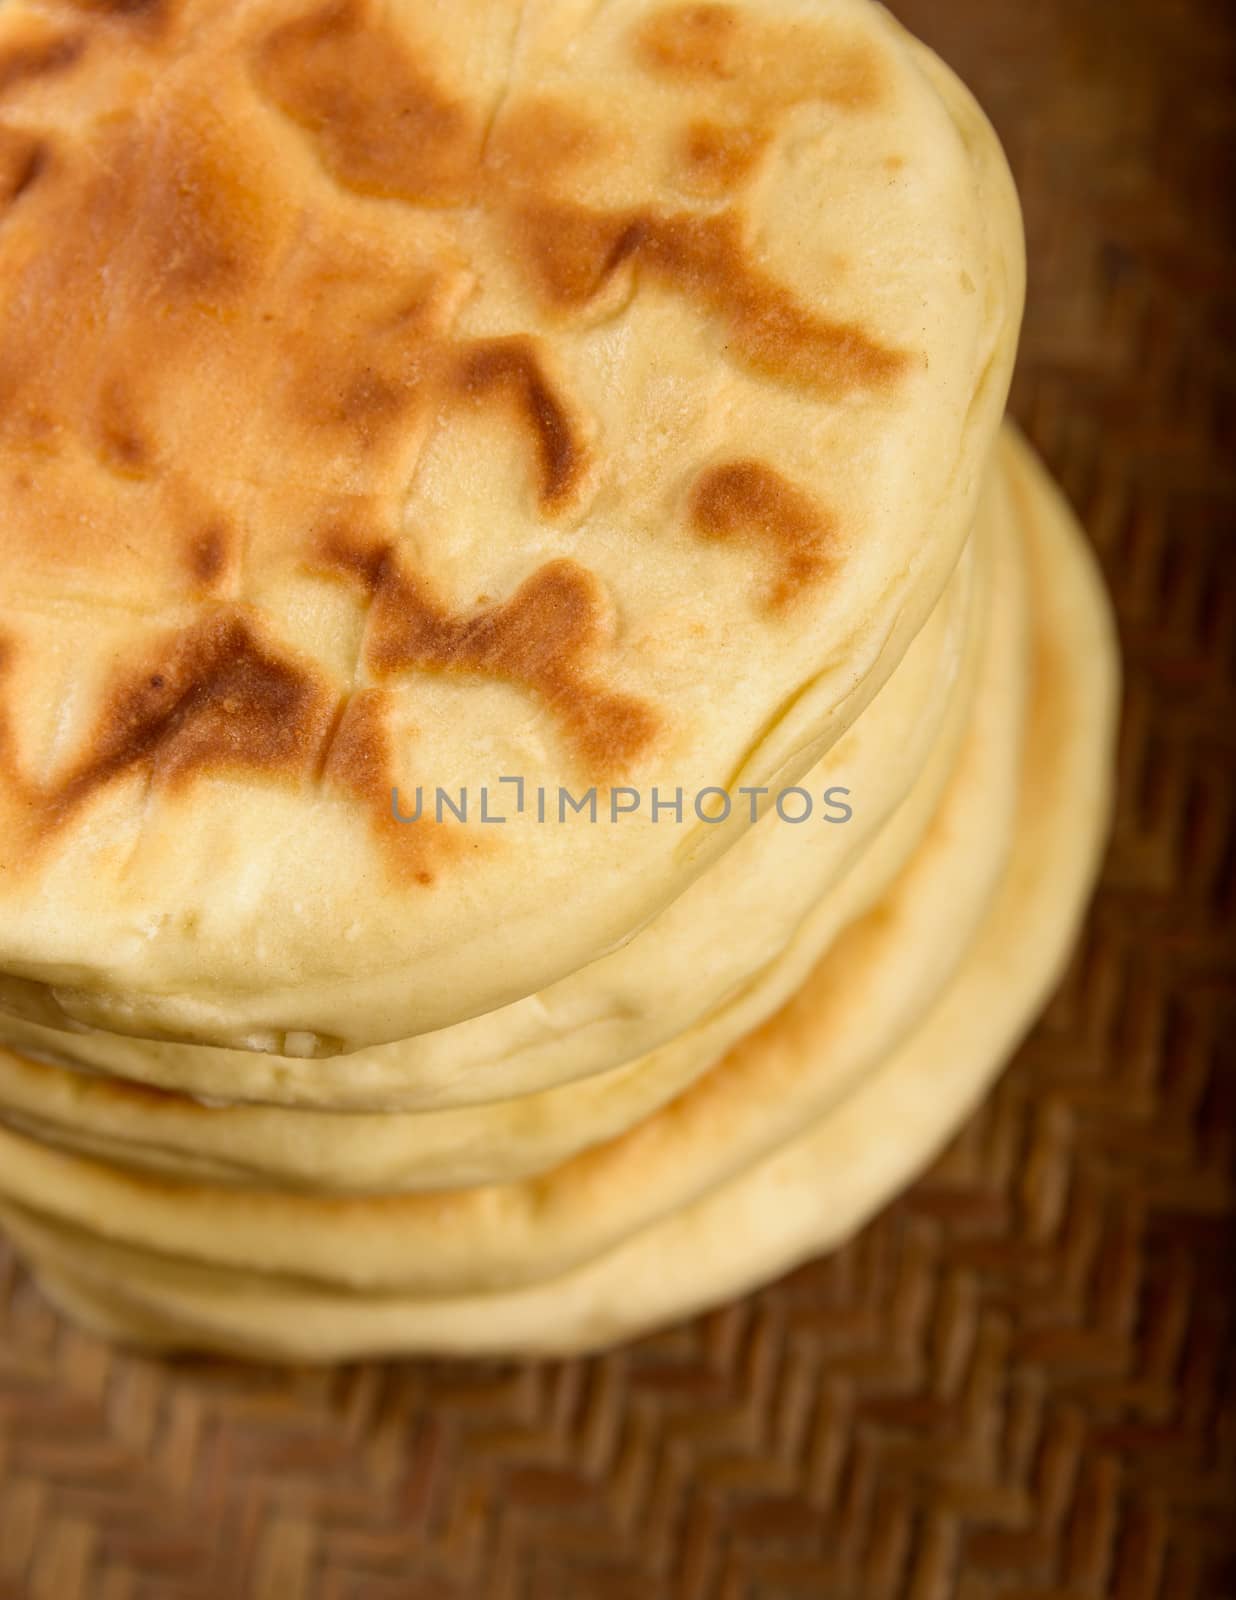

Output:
xmin=2 ymin=1 xmax=1234 ymax=1595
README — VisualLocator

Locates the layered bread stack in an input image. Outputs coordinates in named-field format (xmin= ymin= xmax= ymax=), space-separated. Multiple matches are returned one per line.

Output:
xmin=0 ymin=0 xmax=1117 ymax=1359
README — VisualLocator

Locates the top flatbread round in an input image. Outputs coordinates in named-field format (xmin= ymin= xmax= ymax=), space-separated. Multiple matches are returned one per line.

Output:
xmin=0 ymin=0 xmax=1022 ymax=1050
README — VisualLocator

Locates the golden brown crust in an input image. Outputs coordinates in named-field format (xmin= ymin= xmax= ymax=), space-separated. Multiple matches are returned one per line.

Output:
xmin=448 ymin=337 xmax=588 ymax=510
xmin=0 ymin=26 xmax=87 ymax=95
xmin=633 ymin=1 xmax=885 ymax=109
xmin=56 ymin=0 xmax=169 ymax=22
xmin=0 ymin=604 xmax=484 ymax=890
xmin=675 ymin=118 xmax=769 ymax=195
xmin=0 ymin=0 xmax=941 ymax=958
xmin=8 ymin=614 xmax=333 ymax=831
xmin=0 ymin=126 xmax=49 ymax=204
xmin=319 ymin=535 xmax=661 ymax=775
xmin=255 ymin=0 xmax=481 ymax=206
xmin=185 ymin=522 xmax=234 ymax=591
xmin=688 ymin=460 xmax=836 ymax=610
xmin=316 ymin=687 xmax=482 ymax=888
xmin=509 ymin=202 xmax=905 ymax=395
xmin=0 ymin=0 xmax=902 ymax=816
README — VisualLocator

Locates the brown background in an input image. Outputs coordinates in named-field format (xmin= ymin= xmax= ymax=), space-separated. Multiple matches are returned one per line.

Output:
xmin=2 ymin=1 xmax=1234 ymax=1595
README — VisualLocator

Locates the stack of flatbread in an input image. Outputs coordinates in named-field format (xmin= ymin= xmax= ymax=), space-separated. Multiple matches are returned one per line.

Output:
xmin=0 ymin=0 xmax=1117 ymax=1360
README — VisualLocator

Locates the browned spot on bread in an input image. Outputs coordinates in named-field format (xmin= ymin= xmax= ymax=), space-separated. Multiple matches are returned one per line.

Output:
xmin=277 ymin=266 xmax=590 ymax=500
xmin=321 ymin=536 xmax=659 ymax=775
xmin=187 ymin=522 xmax=230 ymax=589
xmin=96 ymin=378 xmax=153 ymax=476
xmin=0 ymin=29 xmax=85 ymax=95
xmin=635 ymin=2 xmax=885 ymax=109
xmin=504 ymin=203 xmax=631 ymax=310
xmin=307 ymin=360 xmax=422 ymax=451
xmin=0 ymin=130 xmax=49 ymax=205
xmin=689 ymin=459 xmax=835 ymax=610
xmin=514 ymin=203 xmax=905 ymax=396
xmin=318 ymin=687 xmax=475 ymax=886
xmin=0 ymin=617 xmax=335 ymax=857
xmin=635 ymin=3 xmax=741 ymax=80
xmin=279 ymin=269 xmax=459 ymax=461
xmin=134 ymin=117 xmax=262 ymax=300
xmin=26 ymin=101 xmax=269 ymax=326
xmin=255 ymin=0 xmax=478 ymax=205
xmin=56 ymin=0 xmax=166 ymax=17
xmin=0 ymin=86 xmax=290 ymax=468
xmin=677 ymin=118 xmax=768 ymax=195
xmin=0 ymin=608 xmax=472 ymax=883
xmin=451 ymin=337 xmax=588 ymax=510
xmin=40 ymin=614 xmax=333 ymax=826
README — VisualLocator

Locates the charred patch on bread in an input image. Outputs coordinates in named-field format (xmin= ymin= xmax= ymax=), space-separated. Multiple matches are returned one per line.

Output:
xmin=689 ymin=459 xmax=836 ymax=610
xmin=512 ymin=203 xmax=904 ymax=396
xmin=255 ymin=0 xmax=479 ymax=205
xmin=0 ymin=29 xmax=85 ymax=96
xmin=0 ymin=606 xmax=476 ymax=885
xmin=35 ymin=615 xmax=332 ymax=830
xmin=450 ymin=337 xmax=589 ymax=511
xmin=320 ymin=535 xmax=660 ymax=776
xmin=317 ymin=686 xmax=480 ymax=886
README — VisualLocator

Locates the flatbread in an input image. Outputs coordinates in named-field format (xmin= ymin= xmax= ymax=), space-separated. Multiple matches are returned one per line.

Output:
xmin=0 ymin=493 xmax=996 ymax=1190
xmin=0 ymin=505 xmax=981 ymax=1114
xmin=0 ymin=1 xmax=1022 ymax=1053
xmin=0 ymin=428 xmax=1054 ymax=1303
xmin=1 ymin=427 xmax=1118 ymax=1358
